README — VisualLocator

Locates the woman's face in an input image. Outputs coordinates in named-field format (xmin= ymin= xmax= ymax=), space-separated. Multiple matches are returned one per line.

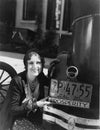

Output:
xmin=27 ymin=53 xmax=42 ymax=77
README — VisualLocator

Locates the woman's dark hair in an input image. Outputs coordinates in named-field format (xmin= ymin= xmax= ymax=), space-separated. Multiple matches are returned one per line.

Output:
xmin=23 ymin=48 xmax=45 ymax=71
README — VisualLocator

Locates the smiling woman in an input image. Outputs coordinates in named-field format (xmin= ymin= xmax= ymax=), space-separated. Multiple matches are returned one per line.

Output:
xmin=0 ymin=48 xmax=50 ymax=130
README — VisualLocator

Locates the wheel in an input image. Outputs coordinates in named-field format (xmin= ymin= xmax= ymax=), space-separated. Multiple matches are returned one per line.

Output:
xmin=0 ymin=62 xmax=17 ymax=106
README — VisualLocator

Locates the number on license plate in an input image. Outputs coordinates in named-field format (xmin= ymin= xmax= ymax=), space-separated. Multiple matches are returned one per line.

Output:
xmin=50 ymin=79 xmax=93 ymax=103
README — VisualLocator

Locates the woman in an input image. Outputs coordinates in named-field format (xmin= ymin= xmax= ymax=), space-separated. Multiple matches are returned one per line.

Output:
xmin=0 ymin=49 xmax=50 ymax=130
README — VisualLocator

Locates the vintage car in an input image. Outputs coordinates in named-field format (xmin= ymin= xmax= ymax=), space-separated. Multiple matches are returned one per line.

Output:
xmin=43 ymin=14 xmax=100 ymax=130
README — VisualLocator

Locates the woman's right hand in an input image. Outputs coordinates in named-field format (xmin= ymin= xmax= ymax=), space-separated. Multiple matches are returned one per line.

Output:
xmin=26 ymin=99 xmax=33 ymax=110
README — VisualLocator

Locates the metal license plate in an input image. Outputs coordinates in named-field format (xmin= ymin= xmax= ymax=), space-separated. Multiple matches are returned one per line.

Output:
xmin=50 ymin=79 xmax=93 ymax=103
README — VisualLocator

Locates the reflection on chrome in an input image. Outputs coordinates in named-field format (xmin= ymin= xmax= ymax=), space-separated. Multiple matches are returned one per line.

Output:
xmin=66 ymin=66 xmax=78 ymax=79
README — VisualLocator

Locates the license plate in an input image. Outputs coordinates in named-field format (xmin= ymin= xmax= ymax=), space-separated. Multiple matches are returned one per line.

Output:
xmin=50 ymin=79 xmax=93 ymax=103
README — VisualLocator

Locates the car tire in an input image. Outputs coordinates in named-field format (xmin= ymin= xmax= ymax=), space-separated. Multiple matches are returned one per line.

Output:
xmin=0 ymin=61 xmax=17 ymax=106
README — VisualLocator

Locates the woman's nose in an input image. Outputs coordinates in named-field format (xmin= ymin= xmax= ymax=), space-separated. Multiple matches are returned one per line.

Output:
xmin=32 ymin=63 xmax=36 ymax=67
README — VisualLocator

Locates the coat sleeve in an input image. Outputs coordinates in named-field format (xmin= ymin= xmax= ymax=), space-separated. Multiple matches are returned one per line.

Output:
xmin=9 ymin=77 xmax=27 ymax=116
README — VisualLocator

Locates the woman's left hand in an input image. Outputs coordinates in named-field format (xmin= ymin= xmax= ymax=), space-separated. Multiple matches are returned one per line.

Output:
xmin=36 ymin=100 xmax=51 ymax=108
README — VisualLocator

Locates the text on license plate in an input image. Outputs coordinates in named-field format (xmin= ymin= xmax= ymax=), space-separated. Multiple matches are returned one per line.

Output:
xmin=50 ymin=79 xmax=93 ymax=103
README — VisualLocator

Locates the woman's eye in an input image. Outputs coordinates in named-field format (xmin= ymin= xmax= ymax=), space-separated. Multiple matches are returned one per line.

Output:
xmin=37 ymin=61 xmax=42 ymax=65
xmin=28 ymin=61 xmax=41 ymax=65
xmin=29 ymin=62 xmax=33 ymax=65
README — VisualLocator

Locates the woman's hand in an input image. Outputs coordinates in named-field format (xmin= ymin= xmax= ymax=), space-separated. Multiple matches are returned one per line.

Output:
xmin=36 ymin=100 xmax=51 ymax=108
xmin=27 ymin=99 xmax=33 ymax=110
xmin=23 ymin=97 xmax=51 ymax=111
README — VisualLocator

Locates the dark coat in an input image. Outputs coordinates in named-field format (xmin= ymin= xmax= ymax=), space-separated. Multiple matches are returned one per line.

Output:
xmin=0 ymin=71 xmax=49 ymax=130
